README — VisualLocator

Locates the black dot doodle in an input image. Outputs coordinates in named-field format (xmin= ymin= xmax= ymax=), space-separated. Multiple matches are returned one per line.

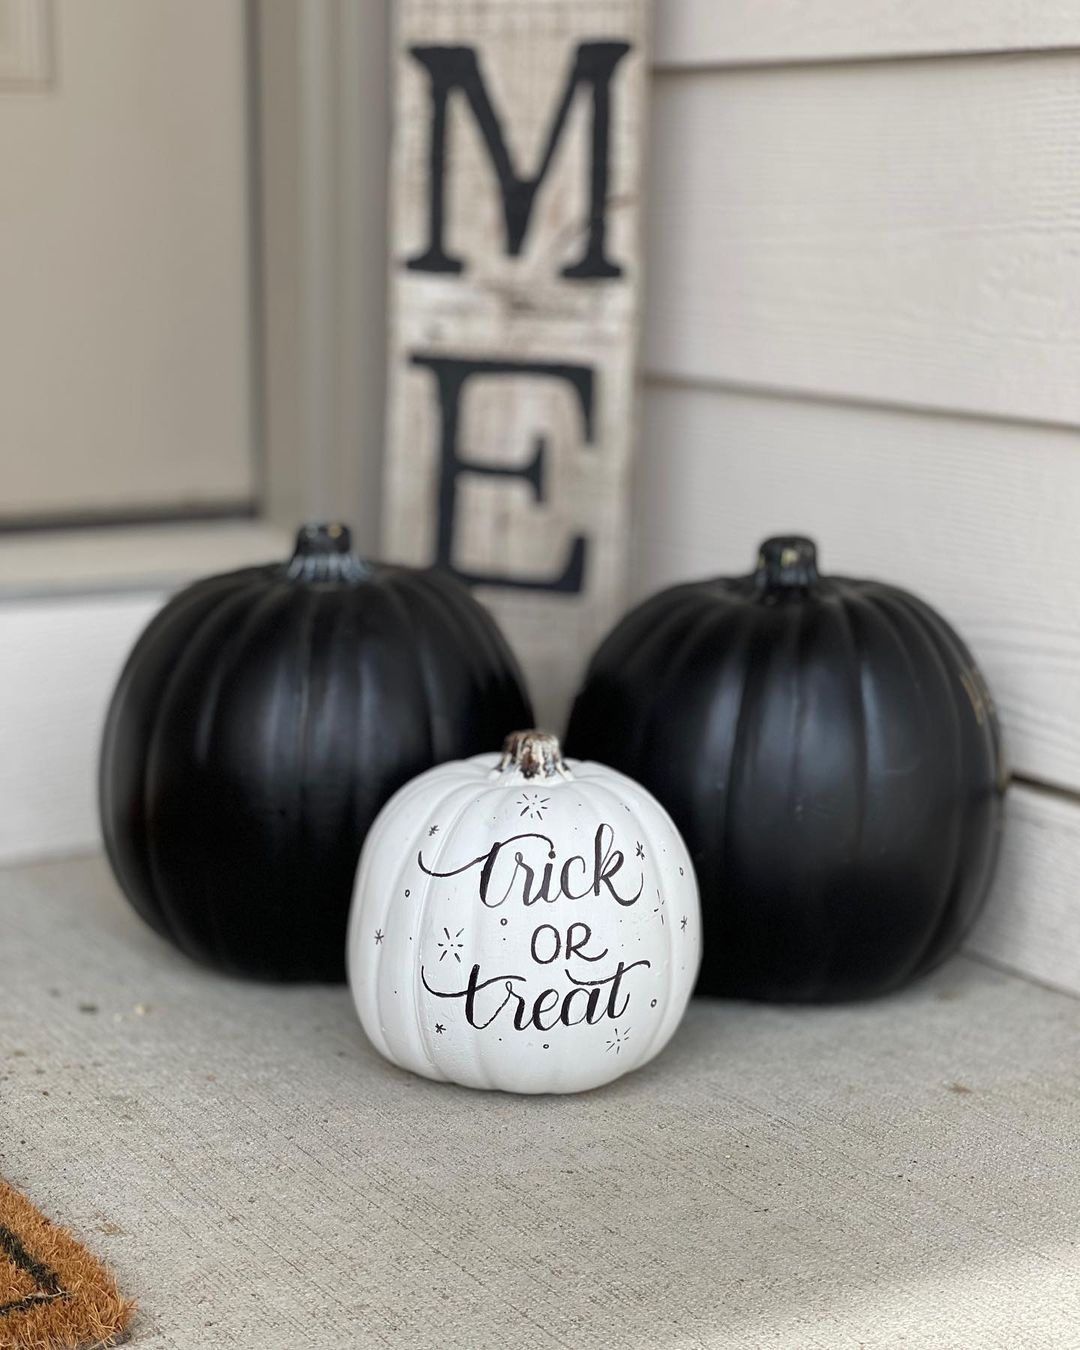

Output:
xmin=650 ymin=999 xmax=657 ymax=1008
xmin=500 ymin=917 xmax=508 ymax=926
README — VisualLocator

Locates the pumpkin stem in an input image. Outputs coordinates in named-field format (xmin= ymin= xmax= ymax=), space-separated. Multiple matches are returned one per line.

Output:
xmin=286 ymin=522 xmax=372 ymax=583
xmin=755 ymin=536 xmax=819 ymax=592
xmin=497 ymin=730 xmax=572 ymax=782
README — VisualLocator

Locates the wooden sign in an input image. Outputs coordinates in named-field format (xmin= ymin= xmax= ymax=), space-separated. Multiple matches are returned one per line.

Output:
xmin=383 ymin=0 xmax=650 ymax=728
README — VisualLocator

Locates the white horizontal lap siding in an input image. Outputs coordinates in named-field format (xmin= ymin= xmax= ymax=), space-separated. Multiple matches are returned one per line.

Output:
xmin=644 ymin=52 xmax=1080 ymax=425
xmin=636 ymin=23 xmax=1080 ymax=1000
xmin=634 ymin=384 xmax=1080 ymax=793
xmin=654 ymin=0 xmax=1080 ymax=67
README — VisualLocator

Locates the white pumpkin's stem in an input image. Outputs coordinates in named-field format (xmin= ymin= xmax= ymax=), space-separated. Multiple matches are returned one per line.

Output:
xmin=496 ymin=730 xmax=573 ymax=782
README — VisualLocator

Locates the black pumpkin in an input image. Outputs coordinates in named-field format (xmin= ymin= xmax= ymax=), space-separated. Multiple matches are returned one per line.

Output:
xmin=99 ymin=523 xmax=532 ymax=980
xmin=566 ymin=537 xmax=1006 ymax=1002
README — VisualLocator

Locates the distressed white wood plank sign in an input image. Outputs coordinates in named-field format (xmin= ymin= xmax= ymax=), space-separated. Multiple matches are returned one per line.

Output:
xmin=383 ymin=0 xmax=650 ymax=729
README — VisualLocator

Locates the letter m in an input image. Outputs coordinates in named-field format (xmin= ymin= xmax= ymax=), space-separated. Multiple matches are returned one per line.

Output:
xmin=406 ymin=41 xmax=632 ymax=280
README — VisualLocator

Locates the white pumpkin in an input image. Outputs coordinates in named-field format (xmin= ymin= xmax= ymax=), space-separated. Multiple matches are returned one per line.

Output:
xmin=347 ymin=730 xmax=701 ymax=1094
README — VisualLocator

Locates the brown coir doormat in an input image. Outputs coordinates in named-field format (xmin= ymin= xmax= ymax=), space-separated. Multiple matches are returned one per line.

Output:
xmin=0 ymin=1178 xmax=132 ymax=1350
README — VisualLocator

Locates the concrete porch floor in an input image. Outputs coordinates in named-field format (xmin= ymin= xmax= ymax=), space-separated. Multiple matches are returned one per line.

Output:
xmin=2 ymin=855 xmax=1078 ymax=1348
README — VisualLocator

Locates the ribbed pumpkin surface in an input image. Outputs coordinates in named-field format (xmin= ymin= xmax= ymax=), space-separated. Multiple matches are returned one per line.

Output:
xmin=566 ymin=537 xmax=1006 ymax=1001
xmin=99 ymin=525 xmax=532 ymax=979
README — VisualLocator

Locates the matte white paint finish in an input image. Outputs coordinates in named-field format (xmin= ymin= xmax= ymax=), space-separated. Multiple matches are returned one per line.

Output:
xmin=970 ymin=783 xmax=1080 ymax=999
xmin=0 ymin=592 xmax=165 ymax=864
xmin=348 ymin=737 xmax=701 ymax=1094
xmin=654 ymin=0 xmax=1080 ymax=67
xmin=645 ymin=54 xmax=1080 ymax=425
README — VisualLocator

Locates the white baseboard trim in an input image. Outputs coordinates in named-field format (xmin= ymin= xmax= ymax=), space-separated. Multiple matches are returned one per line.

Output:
xmin=968 ymin=783 xmax=1080 ymax=1000
xmin=0 ymin=591 xmax=166 ymax=864
xmin=0 ymin=518 xmax=291 ymax=865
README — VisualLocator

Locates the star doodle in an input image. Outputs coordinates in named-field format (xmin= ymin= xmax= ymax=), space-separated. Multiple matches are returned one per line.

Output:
xmin=434 ymin=1023 xmax=446 ymax=1035
xmin=374 ymin=929 xmax=384 ymax=945
xmin=653 ymin=887 xmax=665 ymax=925
xmin=437 ymin=926 xmax=465 ymax=962
xmin=635 ymin=841 xmax=645 ymax=859
xmin=516 ymin=791 xmax=550 ymax=821
xmin=680 ymin=915 xmax=688 ymax=931
xmin=428 ymin=824 xmax=440 ymax=837
xmin=605 ymin=1026 xmax=630 ymax=1054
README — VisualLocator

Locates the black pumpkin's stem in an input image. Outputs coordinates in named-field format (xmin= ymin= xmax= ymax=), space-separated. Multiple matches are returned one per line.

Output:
xmin=755 ymin=537 xmax=820 ymax=592
xmin=286 ymin=522 xmax=372 ymax=583
xmin=498 ymin=730 xmax=572 ymax=782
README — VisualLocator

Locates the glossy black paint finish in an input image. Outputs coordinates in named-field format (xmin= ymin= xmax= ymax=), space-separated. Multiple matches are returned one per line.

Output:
xmin=566 ymin=537 xmax=1006 ymax=1002
xmin=99 ymin=524 xmax=533 ymax=980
